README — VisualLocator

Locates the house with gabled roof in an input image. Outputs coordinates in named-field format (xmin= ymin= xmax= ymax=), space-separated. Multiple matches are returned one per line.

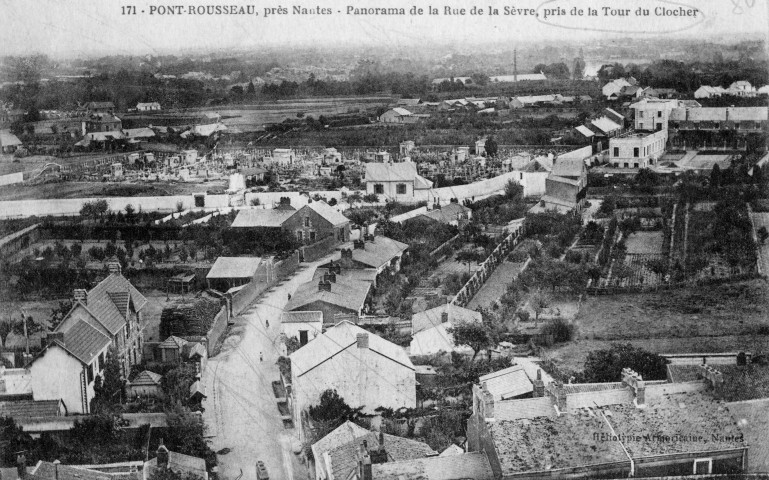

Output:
xmin=364 ymin=162 xmax=433 ymax=200
xmin=27 ymin=320 xmax=112 ymax=414
xmin=127 ymin=370 xmax=164 ymax=398
xmin=28 ymin=262 xmax=147 ymax=410
xmin=290 ymin=322 xmax=416 ymax=440
xmin=539 ymin=154 xmax=588 ymax=213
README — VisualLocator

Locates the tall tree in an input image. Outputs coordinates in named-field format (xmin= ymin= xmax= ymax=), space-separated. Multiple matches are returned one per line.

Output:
xmin=92 ymin=347 xmax=124 ymax=413
xmin=447 ymin=320 xmax=495 ymax=361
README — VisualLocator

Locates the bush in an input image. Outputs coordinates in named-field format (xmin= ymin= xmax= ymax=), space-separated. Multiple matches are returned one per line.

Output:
xmin=578 ymin=343 xmax=668 ymax=383
xmin=541 ymin=318 xmax=574 ymax=343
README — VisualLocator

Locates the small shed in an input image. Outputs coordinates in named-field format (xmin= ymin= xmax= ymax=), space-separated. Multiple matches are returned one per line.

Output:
xmin=206 ymin=256 xmax=262 ymax=291
xmin=159 ymin=335 xmax=188 ymax=364
xmin=189 ymin=380 xmax=206 ymax=404
xmin=128 ymin=370 xmax=164 ymax=398
xmin=168 ymin=273 xmax=196 ymax=294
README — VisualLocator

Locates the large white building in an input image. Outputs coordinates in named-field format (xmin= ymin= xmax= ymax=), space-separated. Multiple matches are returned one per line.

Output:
xmin=630 ymin=98 xmax=680 ymax=132
xmin=609 ymin=130 xmax=668 ymax=169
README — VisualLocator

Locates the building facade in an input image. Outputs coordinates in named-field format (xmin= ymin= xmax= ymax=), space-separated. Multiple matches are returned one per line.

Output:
xmin=608 ymin=130 xmax=668 ymax=168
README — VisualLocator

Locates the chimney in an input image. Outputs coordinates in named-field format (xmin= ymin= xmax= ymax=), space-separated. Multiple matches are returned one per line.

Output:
xmin=532 ymin=369 xmax=545 ymax=397
xmin=699 ymin=364 xmax=724 ymax=390
xmin=440 ymin=311 xmax=449 ymax=323
xmin=548 ymin=381 xmax=567 ymax=411
xmin=46 ymin=332 xmax=65 ymax=346
xmin=369 ymin=432 xmax=388 ymax=464
xmin=107 ymin=262 xmax=121 ymax=275
xmin=341 ymin=248 xmax=353 ymax=260
xmin=480 ymin=382 xmax=495 ymax=419
xmin=358 ymin=442 xmax=372 ymax=480
xmin=73 ymin=289 xmax=87 ymax=305
xmin=16 ymin=453 xmax=26 ymax=479
xmin=318 ymin=280 xmax=331 ymax=292
xmin=325 ymin=270 xmax=336 ymax=283
xmin=354 ymin=240 xmax=365 ymax=250
xmin=333 ymin=263 xmax=342 ymax=275
xmin=621 ymin=368 xmax=646 ymax=406
xmin=356 ymin=333 xmax=369 ymax=349
xmin=156 ymin=440 xmax=169 ymax=469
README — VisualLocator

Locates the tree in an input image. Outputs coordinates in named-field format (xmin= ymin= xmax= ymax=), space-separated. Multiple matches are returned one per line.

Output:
xmin=529 ymin=290 xmax=551 ymax=324
xmin=447 ymin=320 xmax=494 ymax=361
xmin=246 ymin=81 xmax=256 ymax=95
xmin=362 ymin=193 xmax=379 ymax=203
xmin=504 ymin=180 xmax=524 ymax=201
xmin=455 ymin=250 xmax=479 ymax=272
xmin=0 ymin=317 xmax=13 ymax=349
xmin=579 ymin=343 xmax=668 ymax=383
xmin=308 ymin=389 xmax=363 ymax=424
xmin=572 ymin=57 xmax=586 ymax=79
xmin=484 ymin=136 xmax=498 ymax=158
xmin=91 ymin=347 xmax=124 ymax=413
xmin=50 ymin=300 xmax=74 ymax=331
xmin=710 ymin=164 xmax=721 ymax=188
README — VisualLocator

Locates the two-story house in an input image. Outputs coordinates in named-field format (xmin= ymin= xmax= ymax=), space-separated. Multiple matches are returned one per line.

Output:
xmin=364 ymin=162 xmax=433 ymax=200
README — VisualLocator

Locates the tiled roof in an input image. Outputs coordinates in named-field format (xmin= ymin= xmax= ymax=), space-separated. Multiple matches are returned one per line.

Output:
xmin=280 ymin=311 xmax=324 ymax=324
xmin=312 ymin=421 xmax=370 ymax=479
xmin=130 ymin=370 xmax=163 ymax=386
xmin=58 ymin=319 xmax=111 ymax=365
xmin=411 ymin=304 xmax=481 ymax=335
xmin=302 ymin=201 xmax=350 ymax=227
xmin=551 ymin=158 xmax=585 ymax=178
xmin=371 ymin=452 xmax=493 ymax=480
xmin=327 ymin=432 xmax=436 ymax=480
xmin=418 ymin=203 xmax=471 ymax=224
xmin=349 ymin=237 xmax=409 ymax=270
xmin=206 ymin=256 xmax=261 ymax=279
xmin=286 ymin=277 xmax=371 ymax=314
xmin=391 ymin=107 xmax=413 ymax=116
xmin=65 ymin=273 xmax=147 ymax=336
xmin=231 ymin=208 xmax=295 ymax=227
xmin=159 ymin=335 xmax=188 ymax=349
xmin=290 ymin=321 xmax=413 ymax=377
xmin=479 ymin=364 xmax=534 ymax=400
xmin=365 ymin=162 xmax=419 ymax=183
xmin=0 ymin=400 xmax=63 ymax=419
xmin=490 ymin=410 xmax=627 ymax=475
xmin=608 ymin=391 xmax=744 ymax=458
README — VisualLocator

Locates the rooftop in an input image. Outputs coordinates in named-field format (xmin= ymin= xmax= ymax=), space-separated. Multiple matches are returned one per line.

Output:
xmin=478 ymin=364 xmax=534 ymax=400
xmin=52 ymin=319 xmax=111 ymax=365
xmin=290 ymin=321 xmax=413 ymax=378
xmin=372 ymin=452 xmax=494 ymax=480
xmin=206 ymin=256 xmax=261 ymax=279
xmin=365 ymin=162 xmax=419 ymax=183
xmin=286 ymin=276 xmax=371 ymax=314
xmin=130 ymin=370 xmax=163 ymax=386
xmin=280 ymin=310 xmax=323 ymax=324
xmin=303 ymin=201 xmax=350 ymax=227
xmin=312 ymin=420 xmax=370 ymax=479
xmin=411 ymin=303 xmax=481 ymax=335
xmin=327 ymin=432 xmax=436 ymax=480
xmin=231 ymin=208 xmax=295 ymax=228
xmin=63 ymin=272 xmax=147 ymax=336
xmin=0 ymin=399 xmax=63 ymax=419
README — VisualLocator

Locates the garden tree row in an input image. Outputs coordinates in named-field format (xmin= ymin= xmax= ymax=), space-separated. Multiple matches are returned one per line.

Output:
xmin=0 ymin=405 xmax=215 ymax=469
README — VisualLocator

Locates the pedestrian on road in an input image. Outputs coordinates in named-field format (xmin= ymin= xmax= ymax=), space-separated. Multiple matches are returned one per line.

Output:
xmin=288 ymin=293 xmax=292 ymax=301
xmin=266 ymin=319 xmax=269 ymax=328
xmin=260 ymin=352 xmax=263 ymax=362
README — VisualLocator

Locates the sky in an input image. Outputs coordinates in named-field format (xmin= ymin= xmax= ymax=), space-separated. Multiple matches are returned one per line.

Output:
xmin=1 ymin=0 xmax=767 ymax=58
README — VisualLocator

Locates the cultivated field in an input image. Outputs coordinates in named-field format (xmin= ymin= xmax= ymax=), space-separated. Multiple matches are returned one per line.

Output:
xmin=0 ymin=179 xmax=227 ymax=201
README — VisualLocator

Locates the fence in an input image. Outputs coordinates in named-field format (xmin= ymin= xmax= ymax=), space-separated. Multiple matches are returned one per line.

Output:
xmin=204 ymin=305 xmax=229 ymax=356
xmin=229 ymin=252 xmax=300 ymax=317
xmin=451 ymin=223 xmax=525 ymax=307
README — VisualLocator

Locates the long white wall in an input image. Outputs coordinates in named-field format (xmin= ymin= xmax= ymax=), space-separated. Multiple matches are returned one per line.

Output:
xmin=0 ymin=171 xmax=528 ymax=219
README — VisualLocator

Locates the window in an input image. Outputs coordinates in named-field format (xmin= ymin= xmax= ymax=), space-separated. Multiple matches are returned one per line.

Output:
xmin=99 ymin=352 xmax=105 ymax=371
xmin=638 ymin=111 xmax=644 ymax=118
xmin=87 ymin=364 xmax=94 ymax=383
xmin=657 ymin=111 xmax=662 ymax=117
xmin=520 ymin=173 xmax=523 ymax=180
xmin=613 ymin=147 xmax=619 ymax=157
xmin=304 ymin=217 xmax=310 ymax=227
xmin=633 ymin=147 xmax=639 ymax=157
xmin=310 ymin=231 xmax=316 ymax=241
xmin=634 ymin=163 xmax=639 ymax=168
xmin=374 ymin=184 xmax=384 ymax=194
xmin=296 ymin=231 xmax=303 ymax=242
xmin=639 ymin=123 xmax=644 ymax=130
xmin=693 ymin=459 xmax=712 ymax=475
xmin=396 ymin=183 xmax=407 ymax=195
